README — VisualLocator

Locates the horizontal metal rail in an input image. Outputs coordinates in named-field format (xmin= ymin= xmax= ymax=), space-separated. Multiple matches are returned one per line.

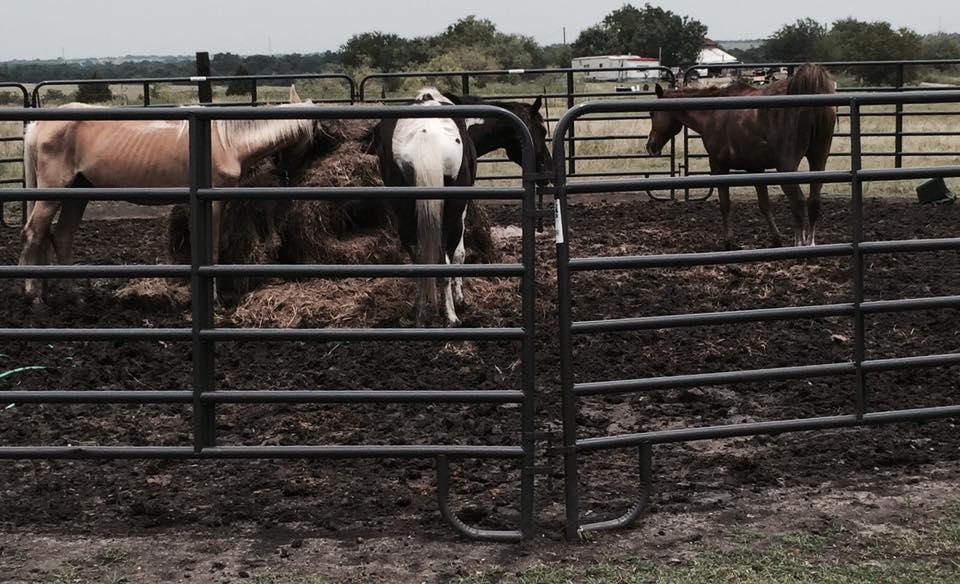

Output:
xmin=1 ymin=389 xmax=524 ymax=404
xmin=574 ymin=362 xmax=857 ymax=397
xmin=200 ymin=263 xmax=524 ymax=278
xmin=200 ymin=327 xmax=525 ymax=342
xmin=568 ymin=237 xmax=960 ymax=271
xmin=577 ymin=404 xmax=960 ymax=452
xmin=0 ymin=445 xmax=524 ymax=460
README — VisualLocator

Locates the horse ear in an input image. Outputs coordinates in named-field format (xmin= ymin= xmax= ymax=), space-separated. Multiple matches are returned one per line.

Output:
xmin=532 ymin=96 xmax=542 ymax=112
xmin=654 ymin=84 xmax=664 ymax=98
xmin=289 ymin=85 xmax=302 ymax=104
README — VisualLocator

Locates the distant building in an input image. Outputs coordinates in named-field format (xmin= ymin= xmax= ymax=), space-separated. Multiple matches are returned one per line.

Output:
xmin=570 ymin=55 xmax=662 ymax=82
xmin=692 ymin=38 xmax=741 ymax=77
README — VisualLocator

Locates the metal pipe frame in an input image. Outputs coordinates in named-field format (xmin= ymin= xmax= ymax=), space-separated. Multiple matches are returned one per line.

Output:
xmin=0 ymin=103 xmax=539 ymax=542
xmin=31 ymin=73 xmax=356 ymax=108
xmin=552 ymin=89 xmax=960 ymax=542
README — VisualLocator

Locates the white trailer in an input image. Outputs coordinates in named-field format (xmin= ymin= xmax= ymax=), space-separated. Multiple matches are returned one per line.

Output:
xmin=571 ymin=55 xmax=662 ymax=82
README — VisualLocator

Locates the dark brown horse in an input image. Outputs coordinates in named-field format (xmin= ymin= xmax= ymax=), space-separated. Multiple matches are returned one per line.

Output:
xmin=646 ymin=63 xmax=837 ymax=248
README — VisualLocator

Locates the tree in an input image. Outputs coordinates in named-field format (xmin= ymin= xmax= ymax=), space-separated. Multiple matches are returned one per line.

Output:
xmin=74 ymin=71 xmax=113 ymax=103
xmin=571 ymin=3 xmax=708 ymax=66
xmin=437 ymin=16 xmax=499 ymax=49
xmin=339 ymin=32 xmax=424 ymax=71
xmin=542 ymin=43 xmax=574 ymax=68
xmin=816 ymin=19 xmax=922 ymax=84
xmin=225 ymin=64 xmax=254 ymax=97
xmin=763 ymin=18 xmax=826 ymax=62
xmin=922 ymin=33 xmax=960 ymax=61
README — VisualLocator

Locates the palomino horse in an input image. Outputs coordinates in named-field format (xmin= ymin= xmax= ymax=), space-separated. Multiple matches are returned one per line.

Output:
xmin=19 ymin=86 xmax=320 ymax=301
xmin=374 ymin=88 xmax=477 ymax=327
xmin=646 ymin=63 xmax=837 ymax=248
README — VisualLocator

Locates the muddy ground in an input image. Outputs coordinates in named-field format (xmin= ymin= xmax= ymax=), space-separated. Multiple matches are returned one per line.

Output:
xmin=0 ymin=195 xmax=958 ymax=582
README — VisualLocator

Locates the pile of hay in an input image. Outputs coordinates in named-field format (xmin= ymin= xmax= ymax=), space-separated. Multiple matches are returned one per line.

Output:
xmin=168 ymin=116 xmax=499 ymax=301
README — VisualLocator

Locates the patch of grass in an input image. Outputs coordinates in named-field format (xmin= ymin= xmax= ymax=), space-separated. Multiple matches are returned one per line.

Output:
xmin=479 ymin=549 xmax=959 ymax=584
xmin=464 ymin=501 xmax=960 ymax=584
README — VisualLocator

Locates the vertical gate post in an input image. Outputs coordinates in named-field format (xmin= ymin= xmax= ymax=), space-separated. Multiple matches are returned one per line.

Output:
xmin=566 ymin=70 xmax=576 ymax=176
xmin=461 ymin=73 xmax=470 ymax=96
xmin=519 ymin=116 xmax=538 ymax=539
xmin=196 ymin=51 xmax=213 ymax=104
xmin=551 ymin=121 xmax=580 ymax=541
xmin=188 ymin=113 xmax=217 ymax=449
xmin=142 ymin=82 xmax=151 ymax=107
xmin=849 ymin=99 xmax=867 ymax=419
xmin=894 ymin=63 xmax=905 ymax=169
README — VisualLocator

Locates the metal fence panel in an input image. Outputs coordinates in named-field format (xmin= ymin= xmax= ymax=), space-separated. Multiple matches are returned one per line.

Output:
xmin=551 ymin=89 xmax=960 ymax=542
xmin=0 ymin=103 xmax=538 ymax=542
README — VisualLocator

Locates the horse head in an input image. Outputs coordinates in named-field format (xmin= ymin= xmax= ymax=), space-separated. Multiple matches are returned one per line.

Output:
xmin=270 ymin=84 xmax=323 ymax=184
xmin=442 ymin=92 xmax=554 ymax=186
xmin=645 ymin=84 xmax=684 ymax=156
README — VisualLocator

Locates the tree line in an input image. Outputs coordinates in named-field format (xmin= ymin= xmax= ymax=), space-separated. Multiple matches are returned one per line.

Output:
xmin=2 ymin=4 xmax=958 ymax=89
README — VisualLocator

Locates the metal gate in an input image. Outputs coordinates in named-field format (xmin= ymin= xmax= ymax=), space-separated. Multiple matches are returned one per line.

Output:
xmin=0 ymin=83 xmax=31 ymax=228
xmin=0 ymin=103 xmax=539 ymax=542
xmin=551 ymin=89 xmax=960 ymax=541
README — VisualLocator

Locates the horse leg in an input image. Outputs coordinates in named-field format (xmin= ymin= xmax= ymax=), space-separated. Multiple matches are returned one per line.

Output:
xmin=19 ymin=201 xmax=61 ymax=303
xmin=450 ymin=205 xmax=468 ymax=310
xmin=718 ymin=185 xmax=736 ymax=250
xmin=441 ymin=201 xmax=467 ymax=327
xmin=755 ymin=184 xmax=783 ymax=247
xmin=779 ymin=182 xmax=809 ymax=247
xmin=211 ymin=200 xmax=223 ymax=301
xmin=52 ymin=200 xmax=88 ymax=266
xmin=50 ymin=200 xmax=89 ymax=300
xmin=806 ymin=154 xmax=829 ymax=247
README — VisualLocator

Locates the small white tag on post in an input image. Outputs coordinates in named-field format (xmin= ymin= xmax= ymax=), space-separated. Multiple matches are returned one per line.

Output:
xmin=508 ymin=69 xmax=526 ymax=75
xmin=554 ymin=204 xmax=564 ymax=244
xmin=190 ymin=76 xmax=207 ymax=82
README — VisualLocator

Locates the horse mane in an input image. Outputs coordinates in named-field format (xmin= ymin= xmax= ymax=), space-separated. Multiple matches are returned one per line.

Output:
xmin=214 ymin=115 xmax=314 ymax=154
xmin=787 ymin=63 xmax=836 ymax=95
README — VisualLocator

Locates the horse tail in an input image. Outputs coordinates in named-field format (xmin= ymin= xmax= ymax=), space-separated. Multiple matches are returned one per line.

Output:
xmin=788 ymin=64 xmax=837 ymax=156
xmin=412 ymin=138 xmax=445 ymax=306
xmin=22 ymin=122 xmax=38 ymax=218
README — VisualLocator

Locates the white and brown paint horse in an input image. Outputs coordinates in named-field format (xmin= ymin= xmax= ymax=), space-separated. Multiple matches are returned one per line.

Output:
xmin=374 ymin=88 xmax=477 ymax=327
xmin=19 ymin=86 xmax=320 ymax=301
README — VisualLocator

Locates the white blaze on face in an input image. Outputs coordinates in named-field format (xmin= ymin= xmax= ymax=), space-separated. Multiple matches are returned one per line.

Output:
xmin=465 ymin=118 xmax=485 ymax=128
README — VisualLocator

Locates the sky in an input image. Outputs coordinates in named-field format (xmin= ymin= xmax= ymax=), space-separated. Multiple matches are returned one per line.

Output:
xmin=1 ymin=0 xmax=958 ymax=61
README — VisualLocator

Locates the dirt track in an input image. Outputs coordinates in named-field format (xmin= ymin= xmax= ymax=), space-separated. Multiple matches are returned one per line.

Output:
xmin=0 ymin=195 xmax=958 ymax=581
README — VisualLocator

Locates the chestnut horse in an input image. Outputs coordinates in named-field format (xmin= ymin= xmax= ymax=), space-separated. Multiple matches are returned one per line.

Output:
xmin=19 ymin=86 xmax=320 ymax=302
xmin=646 ymin=63 xmax=837 ymax=248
